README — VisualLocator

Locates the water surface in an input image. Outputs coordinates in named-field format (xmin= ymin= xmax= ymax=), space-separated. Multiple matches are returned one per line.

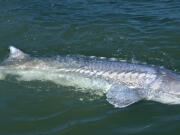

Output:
xmin=0 ymin=0 xmax=180 ymax=134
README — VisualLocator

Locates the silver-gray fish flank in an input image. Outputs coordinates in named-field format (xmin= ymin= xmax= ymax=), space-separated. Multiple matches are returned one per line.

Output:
xmin=0 ymin=46 xmax=180 ymax=108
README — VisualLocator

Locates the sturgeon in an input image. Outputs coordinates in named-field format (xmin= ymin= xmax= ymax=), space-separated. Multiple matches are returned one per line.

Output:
xmin=0 ymin=46 xmax=180 ymax=108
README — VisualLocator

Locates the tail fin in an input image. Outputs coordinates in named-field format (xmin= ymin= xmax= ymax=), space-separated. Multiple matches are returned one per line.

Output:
xmin=9 ymin=46 xmax=29 ymax=59
xmin=7 ymin=46 xmax=30 ymax=62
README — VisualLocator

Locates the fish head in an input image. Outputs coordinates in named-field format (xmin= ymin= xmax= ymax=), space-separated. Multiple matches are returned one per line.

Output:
xmin=151 ymin=69 xmax=180 ymax=105
xmin=166 ymin=77 xmax=180 ymax=97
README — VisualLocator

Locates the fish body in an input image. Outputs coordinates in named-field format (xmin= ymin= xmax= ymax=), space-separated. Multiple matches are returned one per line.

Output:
xmin=1 ymin=46 xmax=180 ymax=108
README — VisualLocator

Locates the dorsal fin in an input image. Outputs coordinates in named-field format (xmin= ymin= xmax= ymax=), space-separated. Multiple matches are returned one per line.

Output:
xmin=8 ymin=46 xmax=29 ymax=60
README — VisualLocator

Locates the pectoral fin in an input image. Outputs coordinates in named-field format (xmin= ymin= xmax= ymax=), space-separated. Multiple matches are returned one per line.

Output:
xmin=106 ymin=84 xmax=142 ymax=108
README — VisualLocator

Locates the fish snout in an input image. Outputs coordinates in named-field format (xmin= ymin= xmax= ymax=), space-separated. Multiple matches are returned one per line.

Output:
xmin=168 ymin=81 xmax=180 ymax=96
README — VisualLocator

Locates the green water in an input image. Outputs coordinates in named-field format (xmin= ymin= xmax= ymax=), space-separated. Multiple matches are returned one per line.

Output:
xmin=0 ymin=0 xmax=180 ymax=134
